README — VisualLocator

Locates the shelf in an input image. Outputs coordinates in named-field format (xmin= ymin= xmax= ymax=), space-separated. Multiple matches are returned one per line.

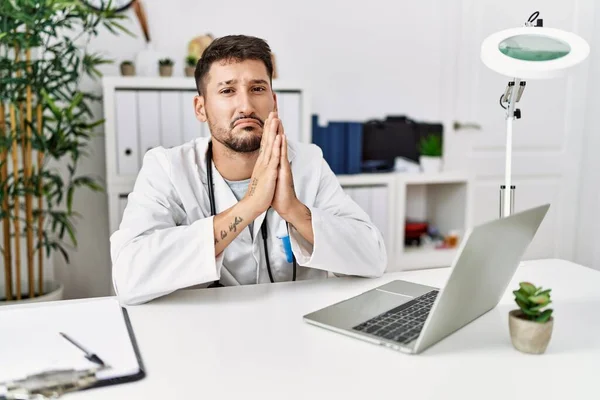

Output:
xmin=337 ymin=172 xmax=396 ymax=186
xmin=396 ymin=247 xmax=458 ymax=270
xmin=102 ymin=76 xmax=304 ymax=92
xmin=399 ymin=171 xmax=470 ymax=184
xmin=337 ymin=170 xmax=470 ymax=187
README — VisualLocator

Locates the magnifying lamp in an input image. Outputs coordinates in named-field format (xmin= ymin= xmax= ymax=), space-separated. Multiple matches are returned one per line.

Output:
xmin=480 ymin=11 xmax=590 ymax=217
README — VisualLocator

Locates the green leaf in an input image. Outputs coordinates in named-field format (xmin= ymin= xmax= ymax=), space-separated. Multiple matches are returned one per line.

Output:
xmin=109 ymin=21 xmax=135 ymax=37
xmin=531 ymin=301 xmax=552 ymax=312
xmin=67 ymin=186 xmax=74 ymax=213
xmin=519 ymin=282 xmax=537 ymax=296
xmin=53 ymin=242 xmax=70 ymax=264
xmin=536 ymin=288 xmax=552 ymax=297
xmin=521 ymin=307 xmax=539 ymax=317
xmin=529 ymin=294 xmax=550 ymax=305
xmin=536 ymin=309 xmax=553 ymax=323
xmin=514 ymin=290 xmax=531 ymax=306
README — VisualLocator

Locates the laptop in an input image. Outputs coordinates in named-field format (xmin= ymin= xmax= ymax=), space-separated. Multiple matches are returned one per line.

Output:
xmin=303 ymin=204 xmax=549 ymax=354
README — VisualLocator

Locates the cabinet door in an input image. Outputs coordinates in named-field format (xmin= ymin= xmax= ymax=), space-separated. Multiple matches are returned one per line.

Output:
xmin=114 ymin=91 xmax=139 ymax=175
xmin=181 ymin=90 xmax=202 ymax=143
xmin=159 ymin=91 xmax=183 ymax=148
xmin=278 ymin=91 xmax=302 ymax=143
xmin=137 ymin=91 xmax=161 ymax=157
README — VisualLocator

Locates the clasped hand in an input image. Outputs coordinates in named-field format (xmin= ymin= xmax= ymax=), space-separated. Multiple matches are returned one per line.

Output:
xmin=243 ymin=111 xmax=299 ymax=220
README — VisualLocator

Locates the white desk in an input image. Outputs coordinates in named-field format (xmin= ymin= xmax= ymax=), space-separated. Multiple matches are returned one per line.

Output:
xmin=8 ymin=259 xmax=600 ymax=399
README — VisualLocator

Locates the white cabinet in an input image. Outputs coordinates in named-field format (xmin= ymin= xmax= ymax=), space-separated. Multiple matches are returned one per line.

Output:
xmin=338 ymin=171 xmax=471 ymax=271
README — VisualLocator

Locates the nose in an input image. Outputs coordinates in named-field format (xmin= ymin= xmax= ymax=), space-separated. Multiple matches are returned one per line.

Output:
xmin=235 ymin=90 xmax=256 ymax=117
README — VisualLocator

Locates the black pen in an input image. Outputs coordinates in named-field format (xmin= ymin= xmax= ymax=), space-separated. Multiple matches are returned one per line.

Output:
xmin=59 ymin=332 xmax=106 ymax=366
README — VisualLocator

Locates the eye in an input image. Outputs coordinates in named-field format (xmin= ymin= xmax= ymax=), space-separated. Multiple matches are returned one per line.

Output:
xmin=220 ymin=88 xmax=234 ymax=94
xmin=252 ymin=86 xmax=266 ymax=93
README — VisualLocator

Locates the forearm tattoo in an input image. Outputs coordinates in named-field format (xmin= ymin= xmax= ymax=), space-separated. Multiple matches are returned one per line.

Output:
xmin=229 ymin=216 xmax=243 ymax=233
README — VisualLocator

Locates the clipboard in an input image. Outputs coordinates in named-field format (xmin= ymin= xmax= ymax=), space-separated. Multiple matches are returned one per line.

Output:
xmin=85 ymin=307 xmax=145 ymax=390
xmin=0 ymin=298 xmax=146 ymax=399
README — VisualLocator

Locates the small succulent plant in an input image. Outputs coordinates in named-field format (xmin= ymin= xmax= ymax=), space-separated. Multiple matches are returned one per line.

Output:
xmin=121 ymin=60 xmax=133 ymax=66
xmin=159 ymin=58 xmax=174 ymax=66
xmin=419 ymin=134 xmax=442 ymax=157
xmin=513 ymin=282 xmax=553 ymax=323
xmin=185 ymin=55 xmax=197 ymax=67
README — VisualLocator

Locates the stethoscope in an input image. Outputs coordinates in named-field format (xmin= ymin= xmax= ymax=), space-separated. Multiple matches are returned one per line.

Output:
xmin=206 ymin=141 xmax=297 ymax=288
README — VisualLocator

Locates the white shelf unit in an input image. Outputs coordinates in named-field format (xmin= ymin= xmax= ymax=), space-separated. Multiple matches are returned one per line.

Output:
xmin=338 ymin=171 xmax=471 ymax=271
xmin=102 ymin=76 xmax=472 ymax=274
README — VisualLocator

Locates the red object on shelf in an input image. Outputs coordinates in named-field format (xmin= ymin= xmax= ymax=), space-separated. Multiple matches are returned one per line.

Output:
xmin=405 ymin=222 xmax=428 ymax=239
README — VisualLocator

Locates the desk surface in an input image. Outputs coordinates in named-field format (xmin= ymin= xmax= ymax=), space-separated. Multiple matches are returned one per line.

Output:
xmin=7 ymin=259 xmax=600 ymax=399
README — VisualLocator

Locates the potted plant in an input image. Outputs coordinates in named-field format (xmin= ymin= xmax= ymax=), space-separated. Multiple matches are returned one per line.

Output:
xmin=184 ymin=55 xmax=197 ymax=77
xmin=120 ymin=60 xmax=135 ymax=76
xmin=509 ymin=282 xmax=554 ymax=354
xmin=158 ymin=58 xmax=174 ymax=77
xmin=0 ymin=0 xmax=127 ymax=303
xmin=418 ymin=134 xmax=443 ymax=173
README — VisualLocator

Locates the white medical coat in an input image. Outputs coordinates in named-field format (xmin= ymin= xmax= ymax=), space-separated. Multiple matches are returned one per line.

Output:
xmin=111 ymin=137 xmax=387 ymax=305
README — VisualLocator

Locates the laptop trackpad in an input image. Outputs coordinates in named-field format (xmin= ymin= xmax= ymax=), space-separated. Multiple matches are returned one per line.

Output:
xmin=305 ymin=289 xmax=412 ymax=329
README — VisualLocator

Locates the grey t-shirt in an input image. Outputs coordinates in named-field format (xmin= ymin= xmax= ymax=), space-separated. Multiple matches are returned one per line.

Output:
xmin=223 ymin=177 xmax=253 ymax=238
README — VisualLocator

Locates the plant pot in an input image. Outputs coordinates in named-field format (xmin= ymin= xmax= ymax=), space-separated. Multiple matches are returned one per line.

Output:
xmin=0 ymin=280 xmax=64 ymax=305
xmin=159 ymin=65 xmax=173 ymax=77
xmin=419 ymin=156 xmax=442 ymax=173
xmin=508 ymin=310 xmax=554 ymax=354
xmin=120 ymin=63 xmax=135 ymax=76
xmin=184 ymin=66 xmax=195 ymax=77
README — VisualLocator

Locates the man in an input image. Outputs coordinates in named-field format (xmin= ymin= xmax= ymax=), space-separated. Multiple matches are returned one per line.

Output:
xmin=111 ymin=35 xmax=387 ymax=305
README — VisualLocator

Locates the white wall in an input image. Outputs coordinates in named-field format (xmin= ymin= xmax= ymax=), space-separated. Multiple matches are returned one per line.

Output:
xmin=575 ymin=4 xmax=600 ymax=271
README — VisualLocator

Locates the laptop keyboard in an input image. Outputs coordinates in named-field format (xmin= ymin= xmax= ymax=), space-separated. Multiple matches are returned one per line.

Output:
xmin=352 ymin=290 xmax=439 ymax=345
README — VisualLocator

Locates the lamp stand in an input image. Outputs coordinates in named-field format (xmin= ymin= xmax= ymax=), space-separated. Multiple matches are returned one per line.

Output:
xmin=499 ymin=78 xmax=525 ymax=217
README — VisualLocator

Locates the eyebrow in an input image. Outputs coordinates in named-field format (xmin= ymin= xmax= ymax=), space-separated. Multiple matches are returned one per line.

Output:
xmin=216 ymin=79 xmax=269 ymax=87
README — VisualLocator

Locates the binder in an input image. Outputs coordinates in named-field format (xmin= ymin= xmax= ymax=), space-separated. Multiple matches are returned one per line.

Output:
xmin=327 ymin=122 xmax=347 ymax=175
xmin=114 ymin=90 xmax=140 ymax=175
xmin=181 ymin=90 xmax=201 ymax=144
xmin=346 ymin=122 xmax=363 ymax=174
xmin=279 ymin=92 xmax=301 ymax=143
xmin=0 ymin=298 xmax=145 ymax=396
xmin=137 ymin=90 xmax=161 ymax=157
xmin=311 ymin=114 xmax=324 ymax=153
xmin=159 ymin=91 xmax=183 ymax=148
xmin=276 ymin=91 xmax=285 ymax=126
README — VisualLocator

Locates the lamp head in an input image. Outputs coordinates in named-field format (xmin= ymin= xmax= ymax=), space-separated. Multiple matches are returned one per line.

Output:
xmin=481 ymin=26 xmax=590 ymax=79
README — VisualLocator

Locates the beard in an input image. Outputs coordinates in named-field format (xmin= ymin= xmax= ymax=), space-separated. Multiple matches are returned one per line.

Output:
xmin=207 ymin=113 xmax=264 ymax=153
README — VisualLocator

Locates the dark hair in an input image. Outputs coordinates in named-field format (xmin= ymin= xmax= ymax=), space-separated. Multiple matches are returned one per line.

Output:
xmin=194 ymin=35 xmax=273 ymax=95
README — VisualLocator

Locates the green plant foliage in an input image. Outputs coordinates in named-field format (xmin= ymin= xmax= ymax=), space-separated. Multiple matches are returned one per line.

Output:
xmin=419 ymin=134 xmax=442 ymax=157
xmin=0 ymin=0 xmax=130 ymax=264
xmin=513 ymin=282 xmax=553 ymax=323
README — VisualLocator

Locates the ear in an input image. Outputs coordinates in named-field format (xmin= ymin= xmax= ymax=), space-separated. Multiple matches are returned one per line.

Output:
xmin=272 ymin=92 xmax=278 ymax=112
xmin=194 ymin=95 xmax=207 ymax=122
